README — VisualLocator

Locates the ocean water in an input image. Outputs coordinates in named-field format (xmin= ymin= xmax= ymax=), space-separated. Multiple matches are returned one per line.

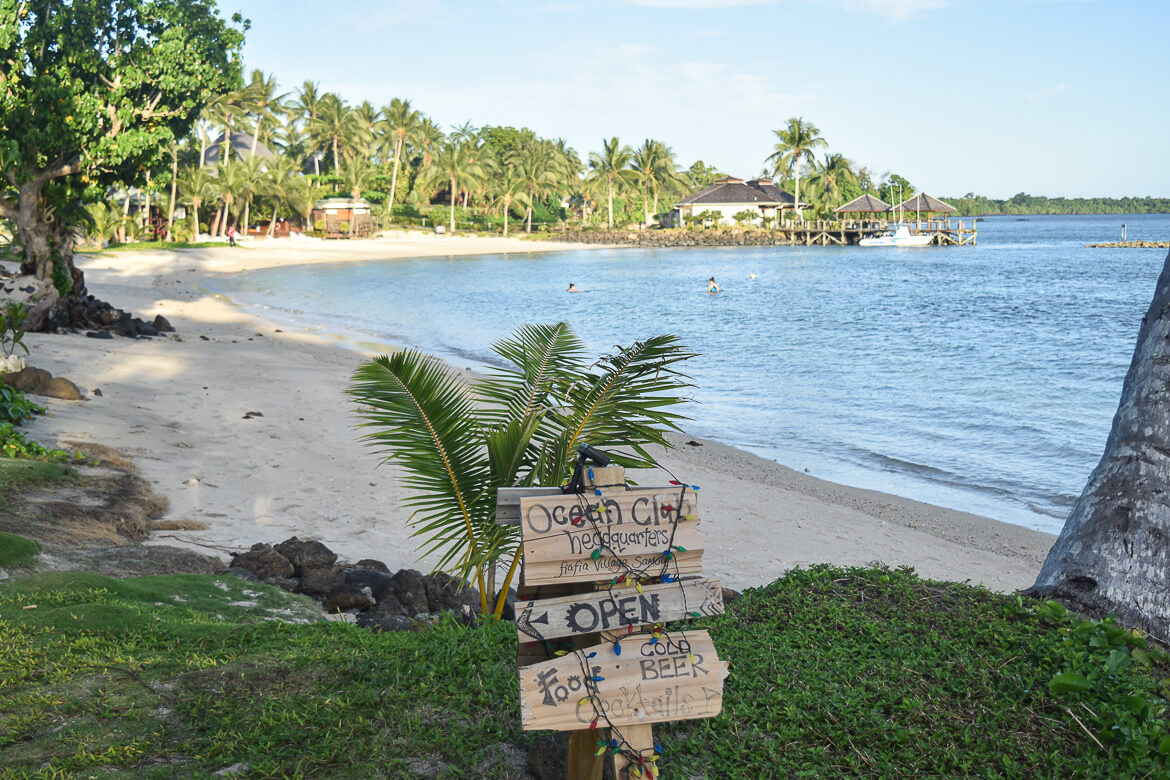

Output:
xmin=208 ymin=214 xmax=1170 ymax=534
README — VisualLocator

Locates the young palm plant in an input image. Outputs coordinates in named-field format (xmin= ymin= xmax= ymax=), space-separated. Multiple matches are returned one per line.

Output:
xmin=349 ymin=323 xmax=695 ymax=617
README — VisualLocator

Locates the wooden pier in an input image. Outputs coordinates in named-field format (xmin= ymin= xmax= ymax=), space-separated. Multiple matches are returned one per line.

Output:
xmin=773 ymin=218 xmax=977 ymax=246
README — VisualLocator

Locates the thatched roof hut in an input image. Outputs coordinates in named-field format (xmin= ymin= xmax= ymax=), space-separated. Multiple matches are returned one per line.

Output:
xmin=835 ymin=193 xmax=891 ymax=214
xmin=896 ymin=193 xmax=956 ymax=214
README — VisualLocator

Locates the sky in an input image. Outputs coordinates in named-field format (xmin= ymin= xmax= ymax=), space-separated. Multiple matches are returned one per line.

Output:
xmin=234 ymin=0 xmax=1169 ymax=199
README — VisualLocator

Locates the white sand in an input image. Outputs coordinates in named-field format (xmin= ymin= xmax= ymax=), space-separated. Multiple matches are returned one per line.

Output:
xmin=11 ymin=233 xmax=1054 ymax=592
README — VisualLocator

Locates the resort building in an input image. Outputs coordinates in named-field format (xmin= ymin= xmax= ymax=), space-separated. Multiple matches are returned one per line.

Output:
xmin=667 ymin=177 xmax=801 ymax=227
xmin=310 ymin=197 xmax=375 ymax=238
xmin=202 ymin=131 xmax=278 ymax=166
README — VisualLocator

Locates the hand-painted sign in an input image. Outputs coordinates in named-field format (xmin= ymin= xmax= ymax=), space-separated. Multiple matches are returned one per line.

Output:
xmin=519 ymin=630 xmax=728 ymax=732
xmin=515 ymin=578 xmax=724 ymax=642
xmin=519 ymin=492 xmax=703 ymax=587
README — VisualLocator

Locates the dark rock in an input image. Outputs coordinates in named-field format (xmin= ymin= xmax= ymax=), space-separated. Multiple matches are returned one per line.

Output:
xmin=153 ymin=314 xmax=175 ymax=332
xmin=40 ymin=376 xmax=81 ymax=400
xmin=263 ymin=576 xmax=299 ymax=592
xmin=297 ymin=566 xmax=344 ymax=596
xmin=390 ymin=569 xmax=431 ymax=615
xmin=223 ymin=566 xmax=259 ymax=582
xmin=343 ymin=568 xmax=396 ymax=601
xmin=424 ymin=571 xmax=480 ymax=614
xmin=85 ymin=330 xmax=114 ymax=339
xmin=134 ymin=318 xmax=159 ymax=337
xmin=355 ymin=558 xmax=390 ymax=573
xmin=229 ymin=543 xmax=294 ymax=580
xmin=93 ymin=388 xmax=103 ymax=396
xmin=273 ymin=537 xmax=337 ymax=575
xmin=526 ymin=733 xmax=567 ymax=780
xmin=721 ymin=587 xmax=743 ymax=606
xmin=323 ymin=584 xmax=376 ymax=613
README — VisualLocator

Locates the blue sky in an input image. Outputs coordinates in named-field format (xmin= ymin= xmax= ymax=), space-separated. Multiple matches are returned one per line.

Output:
xmin=235 ymin=0 xmax=1168 ymax=198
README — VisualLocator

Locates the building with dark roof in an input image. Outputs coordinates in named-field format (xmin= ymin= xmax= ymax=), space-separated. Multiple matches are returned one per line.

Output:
xmin=668 ymin=177 xmax=801 ymax=227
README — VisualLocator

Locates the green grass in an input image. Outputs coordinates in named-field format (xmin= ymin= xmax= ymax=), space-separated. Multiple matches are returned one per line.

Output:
xmin=0 ymin=566 xmax=1167 ymax=778
xmin=0 ymin=458 xmax=75 ymax=498
xmin=75 ymin=240 xmax=231 ymax=254
xmin=0 ymin=533 xmax=39 ymax=568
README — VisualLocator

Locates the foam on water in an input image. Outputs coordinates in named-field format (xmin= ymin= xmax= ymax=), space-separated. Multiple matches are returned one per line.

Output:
xmin=208 ymin=214 xmax=1170 ymax=534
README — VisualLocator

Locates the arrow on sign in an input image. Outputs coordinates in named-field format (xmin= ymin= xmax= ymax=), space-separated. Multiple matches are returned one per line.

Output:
xmin=517 ymin=607 xmax=550 ymax=641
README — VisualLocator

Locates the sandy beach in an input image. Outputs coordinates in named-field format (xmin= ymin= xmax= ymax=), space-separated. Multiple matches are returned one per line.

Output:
xmin=8 ymin=233 xmax=1054 ymax=592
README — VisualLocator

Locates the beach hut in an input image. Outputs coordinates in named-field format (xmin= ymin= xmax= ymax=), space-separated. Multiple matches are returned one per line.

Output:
xmin=835 ymin=193 xmax=891 ymax=215
xmin=895 ymin=193 xmax=957 ymax=222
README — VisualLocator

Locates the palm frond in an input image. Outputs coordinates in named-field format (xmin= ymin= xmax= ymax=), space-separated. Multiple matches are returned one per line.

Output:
xmin=478 ymin=322 xmax=586 ymax=423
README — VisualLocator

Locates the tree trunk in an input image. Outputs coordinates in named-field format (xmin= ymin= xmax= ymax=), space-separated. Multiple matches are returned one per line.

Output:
xmin=503 ymin=196 xmax=509 ymax=237
xmin=267 ymin=205 xmax=278 ymax=237
xmin=1027 ymin=249 xmax=1170 ymax=640
xmin=526 ymin=186 xmax=533 ymax=234
xmin=142 ymin=171 xmax=151 ymax=232
xmin=209 ymin=206 xmax=222 ymax=238
xmin=333 ymin=137 xmax=339 ymax=174
xmin=192 ymin=201 xmax=201 ymax=243
xmin=243 ymin=199 xmax=250 ymax=238
xmin=387 ymin=136 xmax=403 ymax=223
xmin=118 ymin=191 xmax=131 ymax=244
xmin=166 ymin=150 xmax=178 ymax=242
xmin=794 ymin=170 xmax=802 ymax=224
xmin=607 ymin=176 xmax=614 ymax=230
xmin=449 ymin=176 xmax=456 ymax=232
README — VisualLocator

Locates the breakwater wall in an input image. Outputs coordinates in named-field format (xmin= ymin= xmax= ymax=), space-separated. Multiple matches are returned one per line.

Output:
xmin=1087 ymin=241 xmax=1170 ymax=249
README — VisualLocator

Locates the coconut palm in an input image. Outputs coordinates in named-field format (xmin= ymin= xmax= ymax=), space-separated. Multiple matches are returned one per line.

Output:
xmin=213 ymin=158 xmax=249 ymax=235
xmin=340 ymin=153 xmax=375 ymax=234
xmin=180 ymin=166 xmax=215 ymax=241
xmin=766 ymin=117 xmax=826 ymax=223
xmin=428 ymin=139 xmax=486 ymax=231
xmin=312 ymin=93 xmax=360 ymax=174
xmin=290 ymin=81 xmax=325 ymax=175
xmin=379 ymin=98 xmax=421 ymax=222
xmin=287 ymin=176 xmax=327 ymax=231
xmin=349 ymin=322 xmax=695 ymax=616
xmin=243 ymin=70 xmax=288 ymax=162
xmin=807 ymin=152 xmax=859 ymax=211
xmin=262 ymin=156 xmax=299 ymax=236
xmin=489 ymin=166 xmax=531 ymax=237
xmin=201 ymin=89 xmax=247 ymax=166
xmin=509 ymin=141 xmax=557 ymax=233
xmin=587 ymin=137 xmax=636 ymax=229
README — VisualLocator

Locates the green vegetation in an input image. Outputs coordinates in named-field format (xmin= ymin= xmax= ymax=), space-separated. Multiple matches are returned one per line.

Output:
xmin=0 ymin=458 xmax=75 ymax=499
xmin=349 ymin=323 xmax=694 ymax=616
xmin=1 ymin=565 xmax=1167 ymax=777
xmin=944 ymin=193 xmax=1170 ymax=216
xmin=75 ymin=240 xmax=231 ymax=255
xmin=0 ymin=303 xmax=29 ymax=359
xmin=0 ymin=532 xmax=39 ymax=568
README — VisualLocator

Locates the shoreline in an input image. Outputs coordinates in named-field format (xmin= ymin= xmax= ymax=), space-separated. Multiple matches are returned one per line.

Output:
xmin=7 ymin=234 xmax=1056 ymax=592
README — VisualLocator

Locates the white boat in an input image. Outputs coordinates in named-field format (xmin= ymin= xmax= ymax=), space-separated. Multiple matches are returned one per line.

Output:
xmin=859 ymin=223 xmax=932 ymax=247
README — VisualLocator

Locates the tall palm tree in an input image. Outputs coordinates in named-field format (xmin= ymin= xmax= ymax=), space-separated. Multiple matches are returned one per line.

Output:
xmin=312 ymin=93 xmax=358 ymax=174
xmin=765 ymin=117 xmax=826 ymax=223
xmin=429 ymin=140 xmax=486 ymax=232
xmin=509 ymin=141 xmax=556 ymax=234
xmin=489 ymin=165 xmax=530 ymax=237
xmin=179 ymin=166 xmax=215 ymax=242
xmin=263 ymin=156 xmax=299 ymax=236
xmin=244 ymin=70 xmax=288 ymax=162
xmin=587 ymin=137 xmax=635 ymax=230
xmin=236 ymin=156 xmax=265 ymax=236
xmin=290 ymin=80 xmax=325 ymax=175
xmin=212 ymin=158 xmax=247 ymax=236
xmin=351 ymin=100 xmax=380 ymax=160
xmin=807 ymin=152 xmax=859 ymax=211
xmin=379 ymin=98 xmax=421 ymax=222
xmin=201 ymin=90 xmax=247 ymax=166
xmin=341 ymin=153 xmax=375 ymax=234
xmin=287 ymin=176 xmax=327 ymax=231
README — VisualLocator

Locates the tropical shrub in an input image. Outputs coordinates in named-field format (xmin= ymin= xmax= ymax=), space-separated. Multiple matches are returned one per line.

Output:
xmin=1 ymin=303 xmax=30 ymax=359
xmin=349 ymin=323 xmax=695 ymax=616
xmin=0 ymin=381 xmax=42 ymax=426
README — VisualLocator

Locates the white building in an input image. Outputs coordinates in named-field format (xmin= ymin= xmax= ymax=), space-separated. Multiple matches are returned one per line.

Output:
xmin=668 ymin=177 xmax=801 ymax=227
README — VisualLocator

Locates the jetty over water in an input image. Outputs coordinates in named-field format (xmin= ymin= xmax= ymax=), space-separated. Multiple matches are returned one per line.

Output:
xmin=774 ymin=218 xmax=977 ymax=246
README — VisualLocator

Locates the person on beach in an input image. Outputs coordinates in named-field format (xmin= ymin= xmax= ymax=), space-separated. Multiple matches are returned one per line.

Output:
xmin=567 ymin=283 xmax=579 ymax=293
xmin=707 ymin=276 xmax=719 ymax=294
xmin=227 ymin=225 xmax=236 ymax=247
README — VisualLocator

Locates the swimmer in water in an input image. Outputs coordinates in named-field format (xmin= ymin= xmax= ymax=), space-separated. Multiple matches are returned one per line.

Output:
xmin=568 ymin=283 xmax=579 ymax=293
xmin=707 ymin=276 xmax=719 ymax=294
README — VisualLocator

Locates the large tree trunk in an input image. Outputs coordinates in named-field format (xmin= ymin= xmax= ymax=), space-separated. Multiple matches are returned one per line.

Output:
xmin=449 ymin=177 xmax=456 ymax=231
xmin=166 ymin=151 xmax=178 ymax=242
xmin=607 ymin=177 xmax=614 ymax=230
xmin=1027 ymin=248 xmax=1170 ymax=640
xmin=503 ymin=197 xmax=509 ymax=237
xmin=386 ymin=137 xmax=403 ymax=223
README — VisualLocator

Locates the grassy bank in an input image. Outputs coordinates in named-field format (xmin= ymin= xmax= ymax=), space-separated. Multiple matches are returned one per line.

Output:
xmin=1 ymin=565 xmax=1167 ymax=777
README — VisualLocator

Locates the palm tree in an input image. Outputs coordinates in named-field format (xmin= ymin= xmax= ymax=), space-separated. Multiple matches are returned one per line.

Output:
xmin=765 ymin=117 xmax=826 ymax=223
xmin=351 ymin=100 xmax=380 ymax=160
xmin=489 ymin=166 xmax=530 ymax=237
xmin=429 ymin=140 xmax=486 ymax=232
xmin=631 ymin=139 xmax=683 ymax=225
xmin=509 ymin=141 xmax=556 ymax=233
xmin=290 ymin=81 xmax=325 ymax=175
xmin=213 ymin=158 xmax=248 ymax=236
xmin=312 ymin=93 xmax=358 ymax=174
xmin=201 ymin=90 xmax=247 ymax=166
xmin=287 ymin=176 xmax=327 ymax=231
xmin=349 ymin=323 xmax=695 ymax=616
xmin=379 ymin=98 xmax=421 ymax=223
xmin=235 ymin=156 xmax=265 ymax=236
xmin=243 ymin=70 xmax=288 ymax=162
xmin=807 ymin=152 xmax=859 ymax=212
xmin=262 ymin=156 xmax=299 ymax=236
xmin=587 ymin=137 xmax=635 ymax=230
xmin=179 ymin=166 xmax=215 ymax=241
xmin=341 ymin=153 xmax=375 ymax=234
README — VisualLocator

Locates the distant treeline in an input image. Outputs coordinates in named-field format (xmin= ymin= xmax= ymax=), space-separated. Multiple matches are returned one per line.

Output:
xmin=941 ymin=194 xmax=1170 ymax=216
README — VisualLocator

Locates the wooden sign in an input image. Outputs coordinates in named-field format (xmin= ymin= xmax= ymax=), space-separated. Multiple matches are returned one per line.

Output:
xmin=515 ymin=578 xmax=725 ymax=643
xmin=518 ymin=492 xmax=703 ymax=587
xmin=519 ymin=630 xmax=729 ymax=732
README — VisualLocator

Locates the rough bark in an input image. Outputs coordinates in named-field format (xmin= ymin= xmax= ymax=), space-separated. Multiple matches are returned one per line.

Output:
xmin=1027 ymin=248 xmax=1170 ymax=640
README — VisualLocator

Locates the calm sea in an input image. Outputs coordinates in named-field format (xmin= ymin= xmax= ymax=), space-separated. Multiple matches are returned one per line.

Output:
xmin=209 ymin=214 xmax=1170 ymax=534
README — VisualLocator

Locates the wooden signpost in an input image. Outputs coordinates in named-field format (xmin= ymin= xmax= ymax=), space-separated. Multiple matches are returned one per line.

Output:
xmin=499 ymin=465 xmax=729 ymax=779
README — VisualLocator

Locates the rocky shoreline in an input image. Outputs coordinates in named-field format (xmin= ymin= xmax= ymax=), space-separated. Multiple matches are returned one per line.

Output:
xmin=1086 ymin=241 xmax=1170 ymax=248
xmin=547 ymin=228 xmax=806 ymax=248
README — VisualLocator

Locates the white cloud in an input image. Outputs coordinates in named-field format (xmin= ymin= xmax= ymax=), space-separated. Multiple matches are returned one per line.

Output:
xmin=839 ymin=0 xmax=946 ymax=20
